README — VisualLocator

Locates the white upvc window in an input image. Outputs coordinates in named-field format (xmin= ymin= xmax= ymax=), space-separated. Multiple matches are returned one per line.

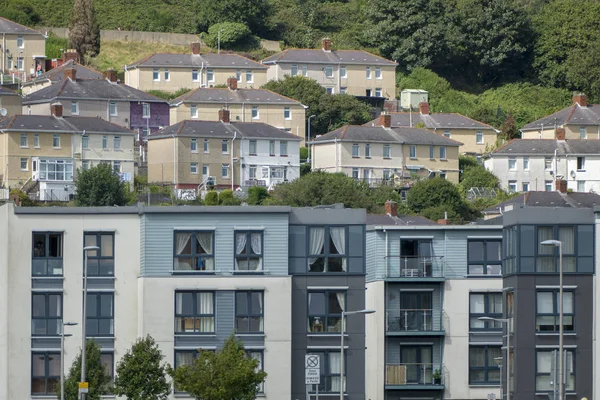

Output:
xmin=113 ymin=161 xmax=121 ymax=173
xmin=409 ymin=145 xmax=416 ymax=159
xmin=34 ymin=133 xmax=39 ymax=148
xmin=82 ymin=135 xmax=89 ymax=149
xmin=222 ymin=164 xmax=230 ymax=178
xmin=280 ymin=141 xmax=288 ymax=156
xmin=352 ymin=143 xmax=359 ymax=157
xmin=366 ymin=66 xmax=372 ymax=79
xmin=164 ymin=69 xmax=170 ymax=81
xmin=109 ymin=101 xmax=117 ymax=116
xmin=190 ymin=104 xmax=198 ymax=118
xmin=71 ymin=101 xmax=79 ymax=115
xmin=246 ymin=70 xmax=253 ymax=83
xmin=203 ymin=139 xmax=209 ymax=153
xmin=579 ymin=126 xmax=586 ymax=139
xmin=17 ymin=57 xmax=23 ymax=71
xmin=383 ymin=144 xmax=391 ymax=159
xmin=439 ymin=146 xmax=446 ymax=160
xmin=325 ymin=65 xmax=333 ymax=78
xmin=207 ymin=69 xmax=214 ymax=83
xmin=190 ymin=162 xmax=198 ymax=174
xmin=17 ymin=36 xmax=24 ymax=48
xmin=20 ymin=133 xmax=27 ymax=148
xmin=291 ymin=64 xmax=298 ymax=77
xmin=351 ymin=168 xmax=359 ymax=179
xmin=153 ymin=68 xmax=159 ymax=81
xmin=192 ymin=69 xmax=199 ymax=82
xmin=20 ymin=157 xmax=28 ymax=171
xmin=236 ymin=70 xmax=242 ymax=82
xmin=375 ymin=67 xmax=381 ymax=79
xmin=523 ymin=156 xmax=529 ymax=170
xmin=340 ymin=65 xmax=347 ymax=78
xmin=102 ymin=136 xmax=108 ymax=149
xmin=508 ymin=180 xmax=517 ymax=193
xmin=142 ymin=103 xmax=150 ymax=118
xmin=522 ymin=182 xmax=530 ymax=192
xmin=375 ymin=88 xmax=382 ymax=97
xmin=252 ymin=106 xmax=259 ymax=120
xmin=340 ymin=87 xmax=347 ymax=94
xmin=222 ymin=139 xmax=229 ymax=154
xmin=443 ymin=130 xmax=451 ymax=138
xmin=284 ymin=107 xmax=291 ymax=120
xmin=114 ymin=136 xmax=121 ymax=150
xmin=577 ymin=180 xmax=585 ymax=192
xmin=190 ymin=138 xmax=198 ymax=153
xmin=476 ymin=131 xmax=484 ymax=144
xmin=52 ymin=134 xmax=60 ymax=149
xmin=508 ymin=157 xmax=517 ymax=170
xmin=326 ymin=87 xmax=334 ymax=95
xmin=301 ymin=64 xmax=307 ymax=76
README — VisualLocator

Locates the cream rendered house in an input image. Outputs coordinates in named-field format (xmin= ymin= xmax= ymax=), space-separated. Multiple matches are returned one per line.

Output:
xmin=21 ymin=59 xmax=104 ymax=95
xmin=0 ymin=86 xmax=21 ymax=116
xmin=0 ymin=17 xmax=46 ymax=79
xmin=125 ymin=43 xmax=268 ymax=92
xmin=262 ymin=39 xmax=397 ymax=98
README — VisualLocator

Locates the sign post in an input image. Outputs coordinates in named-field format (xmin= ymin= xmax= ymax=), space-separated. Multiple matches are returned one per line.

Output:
xmin=305 ymin=354 xmax=321 ymax=400
xmin=78 ymin=382 xmax=89 ymax=395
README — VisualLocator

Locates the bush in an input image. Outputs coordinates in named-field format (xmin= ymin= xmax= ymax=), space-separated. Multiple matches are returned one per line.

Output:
xmin=247 ymin=186 xmax=269 ymax=205
xmin=146 ymin=88 xmax=192 ymax=100
xmin=46 ymin=35 xmax=69 ymax=59
xmin=9 ymin=188 xmax=37 ymax=206
xmin=218 ymin=189 xmax=241 ymax=205
xmin=203 ymin=22 xmax=258 ymax=50
xmin=205 ymin=191 xmax=219 ymax=205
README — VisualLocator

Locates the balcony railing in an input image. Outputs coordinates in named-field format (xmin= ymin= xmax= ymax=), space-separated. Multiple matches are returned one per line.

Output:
xmin=386 ymin=309 xmax=444 ymax=333
xmin=386 ymin=256 xmax=445 ymax=278
xmin=386 ymin=363 xmax=444 ymax=386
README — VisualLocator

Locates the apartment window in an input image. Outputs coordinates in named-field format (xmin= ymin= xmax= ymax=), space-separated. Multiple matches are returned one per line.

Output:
xmin=523 ymin=156 xmax=529 ymax=170
xmin=383 ymin=144 xmax=391 ymax=159
xmin=468 ymin=240 xmax=501 ymax=275
xmin=577 ymin=180 xmax=585 ymax=192
xmin=284 ymin=107 xmax=291 ymax=120
xmin=17 ymin=35 xmax=24 ymax=48
xmin=340 ymin=87 xmax=347 ymax=94
xmin=508 ymin=180 xmax=517 ymax=193
xmin=32 ymin=293 xmax=62 ymax=336
xmin=577 ymin=157 xmax=585 ymax=170
xmin=164 ymin=68 xmax=170 ymax=81
xmin=476 ymin=131 xmax=484 ymax=144
xmin=440 ymin=146 xmax=447 ymax=160
xmin=84 ymin=232 xmax=115 ymax=276
xmin=174 ymin=231 xmax=214 ymax=271
xmin=109 ymin=101 xmax=117 ymax=116
xmin=235 ymin=231 xmax=263 ymax=271
xmin=207 ymin=69 xmax=214 ymax=82
xmin=537 ymin=226 xmax=575 ymax=272
xmin=236 ymin=70 xmax=242 ymax=82
xmin=102 ymin=135 xmax=108 ymax=149
xmin=469 ymin=292 xmax=503 ymax=330
xmin=579 ymin=126 xmax=586 ymax=139
xmin=235 ymin=291 xmax=264 ymax=332
xmin=536 ymin=290 xmax=574 ymax=332
xmin=544 ymin=157 xmax=552 ymax=170
xmin=536 ymin=349 xmax=574 ymax=391
xmin=523 ymin=182 xmax=530 ymax=192
xmin=280 ymin=141 xmax=288 ymax=156
xmin=190 ymin=104 xmax=198 ymax=118
xmin=52 ymin=134 xmax=60 ymax=148
xmin=308 ymin=291 xmax=346 ymax=332
xmin=114 ymin=136 xmax=121 ymax=150
xmin=20 ymin=157 xmax=28 ymax=171
xmin=351 ymin=143 xmax=359 ymax=157
xmin=17 ymin=57 xmax=23 ymax=71
xmin=308 ymin=226 xmax=347 ymax=273
xmin=365 ymin=144 xmax=371 ymax=158
xmin=443 ymin=130 xmax=451 ymax=138
xmin=545 ymin=181 xmax=552 ymax=191
xmin=249 ymin=165 xmax=257 ymax=179
xmin=249 ymin=140 xmax=257 ymax=155
xmin=252 ymin=106 xmax=259 ymax=119
xmin=222 ymin=164 xmax=230 ymax=178
xmin=34 ymin=133 xmax=39 ymax=148
xmin=325 ymin=65 xmax=333 ymax=78
xmin=101 ymin=352 xmax=114 ymax=381
xmin=311 ymin=351 xmax=345 ymax=393
xmin=269 ymin=140 xmax=275 ymax=156
xmin=20 ymin=133 xmax=27 ymax=147
xmin=291 ymin=64 xmax=298 ymax=76
xmin=375 ymin=88 xmax=382 ymax=97
xmin=302 ymin=64 xmax=307 ymax=76
xmin=190 ymin=162 xmax=198 ymax=174
xmin=340 ymin=65 xmax=347 ymax=78
xmin=113 ymin=161 xmax=121 ymax=173
xmin=81 ymin=135 xmax=88 ymax=149
xmin=142 ymin=103 xmax=150 ymax=118
xmin=153 ymin=68 xmax=159 ymax=81
xmin=175 ymin=291 xmax=215 ymax=333
xmin=190 ymin=138 xmax=198 ymax=153
xmin=221 ymin=139 xmax=229 ymax=154
xmin=86 ymin=293 xmax=114 ymax=336
xmin=383 ymin=169 xmax=391 ymax=180
xmin=326 ymin=87 xmax=334 ymax=95
xmin=247 ymin=351 xmax=264 ymax=392
xmin=409 ymin=145 xmax=416 ymax=159
xmin=429 ymin=145 xmax=434 ymax=159
xmin=192 ymin=69 xmax=199 ymax=82
xmin=366 ymin=66 xmax=371 ymax=79
xmin=246 ymin=70 xmax=253 ymax=83
xmin=469 ymin=346 xmax=501 ymax=384
xmin=31 ymin=352 xmax=60 ymax=395
xmin=203 ymin=139 xmax=209 ymax=153
xmin=375 ymin=66 xmax=382 ymax=79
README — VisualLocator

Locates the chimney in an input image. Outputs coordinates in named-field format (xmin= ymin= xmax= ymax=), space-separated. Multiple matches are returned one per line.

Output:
xmin=573 ymin=93 xmax=587 ymax=107
xmin=227 ymin=77 xmax=238 ymax=91
xmin=191 ymin=42 xmax=201 ymax=55
xmin=50 ymin=102 xmax=63 ymax=118
xmin=62 ymin=49 xmax=79 ymax=63
xmin=322 ymin=38 xmax=332 ymax=52
xmin=437 ymin=211 xmax=450 ymax=225
xmin=556 ymin=127 xmax=566 ymax=140
xmin=379 ymin=113 xmax=391 ymax=128
xmin=219 ymin=109 xmax=230 ymax=124
xmin=419 ymin=101 xmax=430 ymax=115
xmin=384 ymin=200 xmax=398 ymax=217
xmin=64 ymin=68 xmax=76 ymax=81
xmin=556 ymin=179 xmax=567 ymax=194
xmin=104 ymin=68 xmax=117 ymax=82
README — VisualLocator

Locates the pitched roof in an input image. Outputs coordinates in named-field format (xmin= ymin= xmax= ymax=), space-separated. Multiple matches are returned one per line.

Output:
xmin=126 ymin=53 xmax=267 ymax=69
xmin=366 ymin=214 xmax=438 ymax=226
xmin=170 ymin=87 xmax=303 ymax=106
xmin=148 ymin=120 xmax=303 ymax=141
xmin=366 ymin=112 xmax=498 ymax=131
xmin=490 ymin=139 xmax=600 ymax=156
xmin=22 ymin=78 xmax=166 ymax=104
xmin=23 ymin=60 xmax=104 ymax=86
xmin=311 ymin=125 xmax=463 ymax=146
xmin=261 ymin=49 xmax=397 ymax=66
xmin=0 ymin=114 xmax=135 ymax=134
xmin=0 ymin=17 xmax=44 ymax=35
xmin=483 ymin=191 xmax=600 ymax=214
xmin=521 ymin=103 xmax=600 ymax=131
xmin=0 ymin=86 xmax=19 ymax=96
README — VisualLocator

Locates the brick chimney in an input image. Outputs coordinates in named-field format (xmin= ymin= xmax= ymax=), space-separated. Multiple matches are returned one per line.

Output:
xmin=556 ymin=127 xmax=566 ymax=140
xmin=573 ymin=93 xmax=587 ymax=107
xmin=556 ymin=179 xmax=567 ymax=194
xmin=50 ymin=102 xmax=63 ymax=118
xmin=384 ymin=200 xmax=398 ymax=217
xmin=419 ymin=101 xmax=430 ymax=115
xmin=227 ymin=77 xmax=238 ymax=91
xmin=64 ymin=68 xmax=76 ymax=81
xmin=379 ymin=113 xmax=391 ymax=128
xmin=219 ymin=109 xmax=230 ymax=124
xmin=62 ymin=49 xmax=79 ymax=63
xmin=104 ymin=68 xmax=117 ymax=82
xmin=437 ymin=211 xmax=450 ymax=225
xmin=322 ymin=38 xmax=332 ymax=52
xmin=191 ymin=42 xmax=201 ymax=55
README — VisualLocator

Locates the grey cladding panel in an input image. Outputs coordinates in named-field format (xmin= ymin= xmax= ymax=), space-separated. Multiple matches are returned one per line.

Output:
xmin=348 ymin=225 xmax=364 ymax=257
xmin=348 ymin=257 xmax=363 ymax=274
xmin=175 ymin=335 xmax=220 ymax=348
xmin=87 ymin=278 xmax=115 ymax=290
xmin=31 ymin=337 xmax=60 ymax=350
xmin=289 ymin=257 xmax=306 ymax=274
xmin=289 ymin=225 xmax=306 ymax=257
xmin=236 ymin=335 xmax=265 ymax=347
xmin=520 ymin=225 xmax=535 ymax=257
xmin=577 ymin=225 xmax=594 ymax=257
xmin=216 ymin=291 xmax=235 ymax=342
xmin=31 ymin=278 xmax=63 ymax=290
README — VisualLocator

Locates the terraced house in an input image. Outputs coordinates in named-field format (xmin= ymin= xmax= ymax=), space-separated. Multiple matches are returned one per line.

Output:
xmin=0 ymin=16 xmax=46 ymax=79
xmin=21 ymin=58 xmax=104 ymax=95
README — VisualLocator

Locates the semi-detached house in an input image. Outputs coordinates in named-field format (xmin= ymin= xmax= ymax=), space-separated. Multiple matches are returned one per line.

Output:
xmin=0 ymin=16 xmax=46 ymax=79
xmin=21 ymin=58 xmax=104 ymax=95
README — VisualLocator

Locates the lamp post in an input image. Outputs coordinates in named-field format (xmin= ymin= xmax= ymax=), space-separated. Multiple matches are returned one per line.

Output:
xmin=80 ymin=246 xmax=99 ymax=400
xmin=217 ymin=29 xmax=224 ymax=54
xmin=479 ymin=316 xmax=510 ymax=400
xmin=541 ymin=239 xmax=564 ymax=400
xmin=61 ymin=322 xmax=78 ymax=400
xmin=307 ymin=114 xmax=316 ymax=146
xmin=494 ymin=356 xmax=503 ymax=400
xmin=340 ymin=309 xmax=375 ymax=400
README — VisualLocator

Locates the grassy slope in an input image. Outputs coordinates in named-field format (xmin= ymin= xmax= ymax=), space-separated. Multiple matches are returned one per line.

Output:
xmin=88 ymin=41 xmax=192 ymax=72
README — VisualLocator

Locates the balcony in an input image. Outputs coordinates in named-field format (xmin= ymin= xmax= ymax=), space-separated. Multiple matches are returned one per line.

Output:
xmin=386 ymin=309 xmax=445 ymax=336
xmin=386 ymin=256 xmax=445 ymax=281
xmin=385 ymin=363 xmax=445 ymax=390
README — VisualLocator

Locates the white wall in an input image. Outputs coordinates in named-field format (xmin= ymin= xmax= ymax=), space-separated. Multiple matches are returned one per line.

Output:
xmin=239 ymin=138 xmax=301 ymax=187
xmin=365 ymin=281 xmax=385 ymax=400
xmin=0 ymin=205 xmax=9 ymax=400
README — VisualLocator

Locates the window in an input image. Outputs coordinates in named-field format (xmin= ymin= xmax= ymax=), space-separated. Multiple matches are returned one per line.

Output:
xmin=326 ymin=87 xmax=334 ymax=94
xmin=190 ymin=162 xmax=198 ymax=174
xmin=84 ymin=233 xmax=115 ymax=276
xmin=302 ymin=64 xmax=307 ymax=76
xmin=34 ymin=133 xmax=39 ymax=148
xmin=375 ymin=67 xmax=382 ymax=79
xmin=383 ymin=169 xmax=391 ymax=180
xmin=351 ymin=143 xmax=359 ymax=157
xmin=476 ymin=131 xmax=484 ymax=144
xmin=175 ymin=291 xmax=215 ymax=333
xmin=375 ymin=88 xmax=382 ymax=97
xmin=340 ymin=87 xmax=347 ymax=94
xmin=536 ymin=349 xmax=574 ymax=391
xmin=81 ymin=135 xmax=89 ymax=149
xmin=173 ymin=231 xmax=214 ymax=271
xmin=365 ymin=144 xmax=371 ymax=158
xmin=469 ymin=293 xmax=503 ymax=330
xmin=252 ymin=106 xmax=259 ymax=119
xmin=82 ymin=160 xmax=89 ymax=170
xmin=577 ymin=180 xmax=585 ymax=192
xmin=190 ymin=138 xmax=198 ymax=153
xmin=190 ymin=104 xmax=198 ymax=118
xmin=202 ymin=164 xmax=209 ymax=177
xmin=523 ymin=156 xmax=529 ymax=170
xmin=523 ymin=182 xmax=530 ymax=192
xmin=247 ymin=351 xmax=264 ymax=392
xmin=246 ymin=70 xmax=253 ymax=83
xmin=86 ymin=293 xmax=114 ymax=336
xmin=17 ymin=35 xmax=24 ymax=48
xmin=545 ymin=181 xmax=552 ymax=191
xmin=308 ymin=291 xmax=345 ymax=332
xmin=469 ymin=346 xmax=501 ymax=384
xmin=577 ymin=157 xmax=585 ymax=170
xmin=269 ymin=140 xmax=275 ymax=156
xmin=31 ymin=352 xmax=60 ymax=395
xmin=284 ymin=107 xmax=291 ymax=120
xmin=113 ymin=161 xmax=121 ymax=173
xmin=440 ymin=146 xmax=447 ymax=160
xmin=536 ymin=290 xmax=574 ymax=332
xmin=280 ymin=141 xmax=288 ymax=156
xmin=109 ymin=101 xmax=117 ymax=116
xmin=236 ymin=70 xmax=242 ymax=82
xmin=325 ymin=65 xmax=333 ymax=78
xmin=102 ymin=135 xmax=108 ymax=149
xmin=207 ymin=69 xmax=214 ymax=82
xmin=141 ymin=128 xmax=149 ymax=140
xmin=101 ymin=353 xmax=114 ymax=382
xmin=249 ymin=165 xmax=257 ymax=179
xmin=142 ymin=103 xmax=150 ymax=118
xmin=508 ymin=157 xmax=516 ymax=170
xmin=366 ymin=66 xmax=371 ymax=79
xmin=508 ymin=180 xmax=517 ymax=193
xmin=340 ymin=65 xmax=346 ymax=78
xmin=383 ymin=144 xmax=391 ymax=159
xmin=222 ymin=164 xmax=230 ymax=178
xmin=544 ymin=157 xmax=552 ymax=170
xmin=249 ymin=140 xmax=257 ymax=155
xmin=536 ymin=226 xmax=575 ymax=272
xmin=192 ymin=69 xmax=199 ymax=82
xmin=443 ymin=130 xmax=451 ymax=138
xmin=235 ymin=232 xmax=263 ymax=271
xmin=291 ymin=64 xmax=298 ymax=76
xmin=32 ymin=293 xmax=62 ymax=336
xmin=235 ymin=291 xmax=264 ymax=332
xmin=308 ymin=226 xmax=347 ymax=272
xmin=20 ymin=157 xmax=28 ymax=171
xmin=310 ymin=351 xmax=345 ymax=393
xmin=152 ymin=68 xmax=159 ymax=81
xmin=579 ymin=126 xmax=586 ymax=139
xmin=409 ymin=145 xmax=416 ymax=159
xmin=429 ymin=145 xmax=434 ymax=159
xmin=221 ymin=139 xmax=229 ymax=154
xmin=38 ymin=159 xmax=73 ymax=181
xmin=51 ymin=134 xmax=60 ymax=148
xmin=17 ymin=57 xmax=23 ymax=71
xmin=468 ymin=240 xmax=501 ymax=275
xmin=203 ymin=139 xmax=209 ymax=153
xmin=20 ymin=133 xmax=27 ymax=147
xmin=114 ymin=136 xmax=121 ymax=150
xmin=164 ymin=68 xmax=170 ymax=81
xmin=351 ymin=168 xmax=359 ymax=179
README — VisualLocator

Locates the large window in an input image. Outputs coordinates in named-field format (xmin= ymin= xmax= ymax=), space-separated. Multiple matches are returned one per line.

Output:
xmin=308 ymin=226 xmax=347 ymax=272
xmin=38 ymin=159 xmax=73 ymax=181
xmin=32 ymin=232 xmax=63 ymax=276
xmin=235 ymin=231 xmax=263 ymax=271
xmin=175 ymin=291 xmax=215 ymax=333
xmin=469 ymin=293 xmax=503 ymax=330
xmin=310 ymin=351 xmax=345 ymax=393
xmin=536 ymin=349 xmax=574 ymax=391
xmin=308 ymin=291 xmax=345 ymax=333
xmin=536 ymin=226 xmax=575 ymax=272
xmin=469 ymin=346 xmax=501 ymax=385
xmin=101 ymin=352 xmax=114 ymax=381
xmin=84 ymin=232 xmax=115 ymax=276
xmin=32 ymin=293 xmax=62 ymax=336
xmin=247 ymin=351 xmax=264 ymax=392
xmin=536 ymin=290 xmax=574 ymax=332
xmin=173 ymin=231 xmax=214 ymax=271
xmin=468 ymin=240 xmax=501 ymax=275
xmin=86 ymin=293 xmax=114 ymax=336
xmin=235 ymin=291 xmax=264 ymax=333
xmin=31 ymin=352 xmax=60 ymax=395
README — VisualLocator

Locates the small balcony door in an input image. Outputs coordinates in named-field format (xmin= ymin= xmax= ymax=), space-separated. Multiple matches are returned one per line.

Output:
xmin=401 ymin=345 xmax=433 ymax=384
xmin=400 ymin=239 xmax=433 ymax=276
xmin=202 ymin=165 xmax=209 ymax=183
xmin=399 ymin=292 xmax=433 ymax=331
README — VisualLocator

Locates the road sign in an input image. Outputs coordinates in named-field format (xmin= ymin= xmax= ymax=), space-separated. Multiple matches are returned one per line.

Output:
xmin=306 ymin=354 xmax=320 ymax=369
xmin=305 ymin=354 xmax=320 ymax=384
xmin=78 ymin=382 xmax=89 ymax=394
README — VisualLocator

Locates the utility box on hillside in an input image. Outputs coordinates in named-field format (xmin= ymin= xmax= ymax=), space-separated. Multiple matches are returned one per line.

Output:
xmin=400 ymin=89 xmax=429 ymax=110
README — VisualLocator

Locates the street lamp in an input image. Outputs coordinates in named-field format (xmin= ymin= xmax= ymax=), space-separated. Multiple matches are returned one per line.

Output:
xmin=340 ymin=309 xmax=375 ymax=400
xmin=541 ymin=239 xmax=564 ymax=400
xmin=479 ymin=316 xmax=510 ymax=400
xmin=307 ymin=114 xmax=316 ymax=146
xmin=494 ymin=356 xmax=503 ymax=400
xmin=81 ymin=246 xmax=99 ymax=400
xmin=217 ymin=29 xmax=225 ymax=54
xmin=61 ymin=322 xmax=78 ymax=400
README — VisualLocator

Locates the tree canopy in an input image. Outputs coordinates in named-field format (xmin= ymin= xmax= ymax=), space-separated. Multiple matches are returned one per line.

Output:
xmin=59 ymin=340 xmax=112 ymax=400
xmin=69 ymin=0 xmax=101 ymax=58
xmin=203 ymin=22 xmax=257 ymax=50
xmin=406 ymin=177 xmax=478 ymax=223
xmin=75 ymin=163 xmax=131 ymax=206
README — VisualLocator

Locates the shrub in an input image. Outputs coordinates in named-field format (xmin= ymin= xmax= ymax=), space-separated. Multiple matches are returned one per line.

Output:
xmin=204 ymin=191 xmax=219 ymax=205
xmin=203 ymin=22 xmax=258 ymax=50
xmin=247 ymin=186 xmax=269 ymax=205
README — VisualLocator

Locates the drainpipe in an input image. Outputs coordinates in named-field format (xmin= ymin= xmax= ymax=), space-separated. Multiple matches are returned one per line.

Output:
xmin=334 ymin=138 xmax=338 ymax=172
xmin=554 ymin=148 xmax=558 ymax=188
xmin=2 ymin=34 xmax=5 ymax=76
xmin=231 ymin=131 xmax=237 ymax=191
xmin=200 ymin=62 xmax=205 ymax=87
xmin=173 ymin=134 xmax=177 ymax=188
xmin=2 ymin=129 xmax=6 ymax=188
xmin=384 ymin=230 xmax=389 ymax=279
xmin=242 ymin=103 xmax=245 ymax=122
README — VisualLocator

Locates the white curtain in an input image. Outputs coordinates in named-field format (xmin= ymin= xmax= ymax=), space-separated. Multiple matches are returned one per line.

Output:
xmin=537 ymin=292 xmax=553 ymax=313
xmin=309 ymin=228 xmax=325 ymax=267
xmin=559 ymin=227 xmax=575 ymax=254
xmin=197 ymin=233 xmax=214 ymax=271
xmin=251 ymin=233 xmax=263 ymax=271
xmin=258 ymin=294 xmax=264 ymax=331
xmin=176 ymin=233 xmax=191 ymax=254
xmin=562 ymin=292 xmax=573 ymax=314
xmin=177 ymin=352 xmax=195 ymax=367
xmin=236 ymin=233 xmax=247 ymax=255
xmin=470 ymin=294 xmax=485 ymax=328
xmin=198 ymin=292 xmax=214 ymax=332
xmin=538 ymin=227 xmax=554 ymax=254
xmin=330 ymin=227 xmax=346 ymax=271
xmin=329 ymin=352 xmax=343 ymax=392
xmin=336 ymin=293 xmax=346 ymax=332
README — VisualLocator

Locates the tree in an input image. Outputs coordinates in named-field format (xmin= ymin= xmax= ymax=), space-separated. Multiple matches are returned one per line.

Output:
xmin=69 ymin=0 xmax=101 ymax=58
xmin=459 ymin=166 xmax=500 ymax=193
xmin=246 ymin=186 xmax=270 ymax=205
xmin=114 ymin=336 xmax=171 ymax=400
xmin=75 ymin=163 xmax=131 ymax=206
xmin=58 ymin=340 xmax=112 ymax=400
xmin=203 ymin=22 xmax=258 ymax=50
xmin=170 ymin=335 xmax=267 ymax=400
xmin=500 ymin=113 xmax=519 ymax=140
xmin=195 ymin=0 xmax=272 ymax=36
xmin=406 ymin=177 xmax=478 ymax=222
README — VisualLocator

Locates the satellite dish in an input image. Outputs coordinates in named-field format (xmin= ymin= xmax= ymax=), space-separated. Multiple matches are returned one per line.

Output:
xmin=0 ymin=108 xmax=7 ymax=117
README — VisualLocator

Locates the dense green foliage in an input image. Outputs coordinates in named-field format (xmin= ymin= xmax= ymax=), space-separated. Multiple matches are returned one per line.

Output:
xmin=146 ymin=88 xmax=192 ymax=101
xmin=58 ymin=340 xmax=112 ymax=400
xmin=69 ymin=0 xmax=101 ymax=58
xmin=406 ymin=177 xmax=478 ymax=223
xmin=246 ymin=186 xmax=270 ymax=205
xmin=203 ymin=22 xmax=259 ymax=50
xmin=75 ymin=164 xmax=131 ymax=206
xmin=46 ymin=35 xmax=69 ymax=59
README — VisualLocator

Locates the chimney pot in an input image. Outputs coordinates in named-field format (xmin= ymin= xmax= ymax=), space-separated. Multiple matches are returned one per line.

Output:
xmin=322 ymin=38 xmax=332 ymax=52
xmin=227 ymin=77 xmax=238 ymax=91
xmin=556 ymin=179 xmax=568 ymax=194
xmin=379 ymin=113 xmax=391 ymax=128
xmin=573 ymin=93 xmax=587 ymax=107
xmin=219 ymin=109 xmax=230 ymax=124
xmin=555 ymin=127 xmax=566 ymax=141
xmin=191 ymin=42 xmax=201 ymax=55
xmin=419 ymin=101 xmax=429 ymax=115
xmin=104 ymin=68 xmax=117 ymax=82
xmin=63 ymin=67 xmax=76 ymax=81
xmin=384 ymin=200 xmax=398 ymax=217
xmin=62 ymin=49 xmax=79 ymax=63
xmin=50 ymin=102 xmax=63 ymax=118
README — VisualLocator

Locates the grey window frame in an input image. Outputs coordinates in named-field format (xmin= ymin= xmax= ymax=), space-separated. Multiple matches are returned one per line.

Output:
xmin=429 ymin=145 xmax=434 ymax=159
xmin=82 ymin=135 xmax=89 ymax=149
xmin=249 ymin=140 xmax=257 ymax=155
xmin=535 ymin=349 xmax=575 ymax=392
xmin=440 ymin=146 xmax=447 ymax=160
xmin=32 ymin=293 xmax=62 ymax=336
xmin=468 ymin=239 xmax=501 ymax=275
xmin=86 ymin=292 xmax=114 ymax=337
xmin=221 ymin=139 xmax=229 ymax=154
xmin=203 ymin=139 xmax=209 ymax=153
xmin=536 ymin=290 xmax=574 ymax=332
xmin=31 ymin=352 xmax=60 ymax=395
xmin=469 ymin=292 xmax=503 ymax=331
xmin=235 ymin=290 xmax=264 ymax=333
xmin=247 ymin=350 xmax=264 ymax=392
xmin=234 ymin=231 xmax=263 ymax=271
xmin=269 ymin=140 xmax=275 ymax=156
xmin=52 ymin=134 xmax=60 ymax=148
xmin=21 ymin=133 xmax=28 ymax=147
xmin=101 ymin=352 xmax=114 ymax=381
xmin=365 ymin=143 xmax=371 ymax=158
xmin=32 ymin=232 xmax=63 ymax=276
xmin=173 ymin=231 xmax=215 ymax=271
xmin=109 ymin=101 xmax=117 ymax=116
xmin=535 ymin=225 xmax=576 ymax=272
xmin=307 ymin=290 xmax=346 ymax=333
xmin=84 ymin=232 xmax=115 ymax=276
xmin=190 ymin=138 xmax=197 ymax=152
xmin=469 ymin=346 xmax=501 ymax=385
xmin=352 ymin=143 xmax=359 ymax=157
xmin=409 ymin=145 xmax=416 ymax=159
xmin=307 ymin=226 xmax=348 ymax=273
xmin=383 ymin=144 xmax=391 ymax=159
xmin=309 ymin=350 xmax=345 ymax=394
xmin=174 ymin=290 xmax=215 ymax=334
xmin=114 ymin=136 xmax=121 ymax=150
xmin=152 ymin=68 xmax=159 ymax=80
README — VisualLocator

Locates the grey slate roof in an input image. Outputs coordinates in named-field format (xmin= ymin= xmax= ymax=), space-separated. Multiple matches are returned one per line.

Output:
xmin=483 ymin=191 xmax=600 ymax=214
xmin=149 ymin=120 xmax=302 ymax=141
xmin=490 ymin=139 xmax=600 ymax=156
xmin=366 ymin=214 xmax=438 ymax=226
xmin=0 ymin=17 xmax=44 ymax=35
xmin=126 ymin=53 xmax=267 ymax=69
xmin=22 ymin=78 xmax=166 ymax=104
xmin=170 ymin=87 xmax=303 ymax=106
xmin=311 ymin=125 xmax=463 ymax=146
xmin=366 ymin=112 xmax=498 ymax=131
xmin=261 ymin=49 xmax=397 ymax=66
xmin=521 ymin=103 xmax=600 ymax=131
xmin=23 ymin=60 xmax=104 ymax=86
xmin=0 ymin=114 xmax=135 ymax=134
xmin=0 ymin=86 xmax=18 ymax=96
